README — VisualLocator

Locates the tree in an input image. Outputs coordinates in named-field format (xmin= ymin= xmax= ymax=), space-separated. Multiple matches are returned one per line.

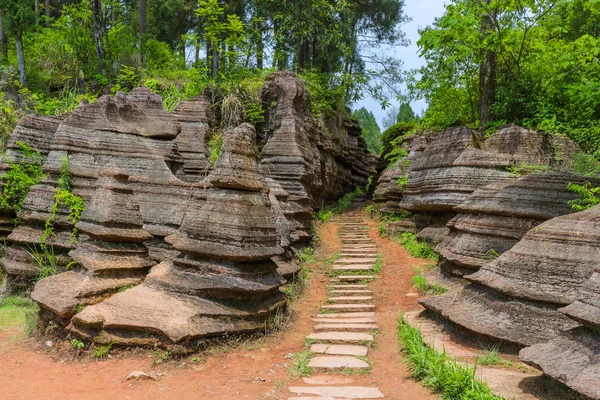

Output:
xmin=396 ymin=102 xmax=415 ymax=122
xmin=353 ymin=107 xmax=382 ymax=155
xmin=382 ymin=106 xmax=398 ymax=130
xmin=90 ymin=0 xmax=107 ymax=73
xmin=140 ymin=0 xmax=147 ymax=59
xmin=0 ymin=0 xmax=36 ymax=86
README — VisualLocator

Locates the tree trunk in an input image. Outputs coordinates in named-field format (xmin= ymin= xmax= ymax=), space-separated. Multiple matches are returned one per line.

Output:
xmin=16 ymin=32 xmax=26 ymax=87
xmin=0 ymin=11 xmax=7 ymax=62
xmin=45 ymin=0 xmax=51 ymax=28
xmin=254 ymin=18 xmax=263 ymax=70
xmin=90 ymin=0 xmax=106 ymax=73
xmin=479 ymin=7 xmax=497 ymax=127
xmin=211 ymin=46 xmax=219 ymax=79
xmin=35 ymin=0 xmax=40 ymax=24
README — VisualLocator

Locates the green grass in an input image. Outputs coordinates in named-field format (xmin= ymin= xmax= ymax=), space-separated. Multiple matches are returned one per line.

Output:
xmin=0 ymin=296 xmax=39 ymax=334
xmin=289 ymin=350 xmax=313 ymax=379
xmin=372 ymin=253 xmax=383 ymax=274
xmin=412 ymin=274 xmax=448 ymax=295
xmin=316 ymin=187 xmax=364 ymax=222
xmin=477 ymin=347 xmax=502 ymax=366
xmin=397 ymin=315 xmax=503 ymax=400
xmin=396 ymin=232 xmax=439 ymax=261
xmin=91 ymin=342 xmax=114 ymax=358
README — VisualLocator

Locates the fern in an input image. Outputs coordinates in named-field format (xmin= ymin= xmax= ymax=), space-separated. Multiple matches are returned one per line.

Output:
xmin=568 ymin=182 xmax=600 ymax=212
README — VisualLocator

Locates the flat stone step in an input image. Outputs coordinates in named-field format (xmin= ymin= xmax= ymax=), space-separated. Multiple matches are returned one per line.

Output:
xmin=314 ymin=323 xmax=379 ymax=332
xmin=339 ymin=253 xmax=377 ymax=258
xmin=328 ymin=296 xmax=373 ymax=303
xmin=342 ymin=245 xmax=376 ymax=250
xmin=334 ymin=275 xmax=375 ymax=282
xmin=334 ymin=258 xmax=376 ymax=264
xmin=341 ymin=239 xmax=373 ymax=244
xmin=321 ymin=304 xmax=375 ymax=312
xmin=332 ymin=265 xmax=372 ymax=271
xmin=329 ymin=290 xmax=373 ymax=295
xmin=308 ymin=356 xmax=369 ymax=370
xmin=310 ymin=344 xmax=369 ymax=356
xmin=289 ymin=386 xmax=384 ymax=399
xmin=313 ymin=317 xmax=376 ymax=324
xmin=306 ymin=331 xmax=374 ymax=344
xmin=316 ymin=312 xmax=375 ymax=318
xmin=330 ymin=284 xmax=369 ymax=289
xmin=288 ymin=397 xmax=339 ymax=400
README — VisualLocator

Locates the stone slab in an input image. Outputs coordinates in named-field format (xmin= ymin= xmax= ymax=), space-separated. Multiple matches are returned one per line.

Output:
xmin=329 ymin=290 xmax=373 ymax=295
xmin=336 ymin=276 xmax=375 ymax=282
xmin=328 ymin=296 xmax=373 ymax=303
xmin=330 ymin=285 xmax=369 ymax=289
xmin=310 ymin=344 xmax=369 ymax=356
xmin=308 ymin=356 xmax=369 ymax=369
xmin=302 ymin=375 xmax=355 ymax=385
xmin=334 ymin=258 xmax=376 ymax=264
xmin=289 ymin=386 xmax=384 ymax=399
xmin=315 ymin=324 xmax=379 ymax=332
xmin=313 ymin=317 xmax=376 ymax=324
xmin=316 ymin=312 xmax=375 ymax=318
xmin=321 ymin=304 xmax=375 ymax=312
xmin=306 ymin=332 xmax=374 ymax=344
xmin=332 ymin=265 xmax=373 ymax=271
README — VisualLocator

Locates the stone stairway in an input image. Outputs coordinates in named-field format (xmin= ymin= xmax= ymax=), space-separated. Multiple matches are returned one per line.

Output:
xmin=288 ymin=213 xmax=384 ymax=399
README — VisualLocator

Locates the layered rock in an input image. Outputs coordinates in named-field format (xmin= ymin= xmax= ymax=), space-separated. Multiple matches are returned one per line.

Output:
xmin=436 ymin=172 xmax=598 ymax=276
xmin=520 ymin=261 xmax=600 ymax=399
xmin=69 ymin=124 xmax=287 ymax=346
xmin=259 ymin=72 xmax=371 ymax=242
xmin=0 ymin=114 xmax=61 ymax=241
xmin=398 ymin=126 xmax=579 ymax=213
xmin=421 ymin=205 xmax=600 ymax=347
xmin=31 ymin=167 xmax=154 ymax=320
xmin=1 ymin=88 xmax=196 ymax=285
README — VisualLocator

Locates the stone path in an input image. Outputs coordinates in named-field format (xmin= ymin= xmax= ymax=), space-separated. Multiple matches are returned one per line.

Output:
xmin=288 ymin=214 xmax=385 ymax=399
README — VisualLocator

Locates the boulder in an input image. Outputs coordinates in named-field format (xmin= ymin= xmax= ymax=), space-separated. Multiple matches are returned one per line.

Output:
xmin=400 ymin=126 xmax=579 ymax=213
xmin=69 ymin=123 xmax=287 ymax=345
xmin=420 ymin=204 xmax=600 ymax=347
xmin=436 ymin=172 xmax=599 ymax=275
xmin=31 ymin=167 xmax=154 ymax=320
xmin=416 ymin=227 xmax=449 ymax=247
xmin=520 ymin=264 xmax=600 ymax=399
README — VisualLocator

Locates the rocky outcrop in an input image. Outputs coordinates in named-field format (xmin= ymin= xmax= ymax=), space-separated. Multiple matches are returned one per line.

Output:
xmin=260 ymin=72 xmax=371 ymax=242
xmin=69 ymin=124 xmax=287 ymax=346
xmin=31 ymin=167 xmax=154 ymax=320
xmin=373 ymin=125 xmax=579 ymax=214
xmin=520 ymin=261 xmax=600 ymax=399
xmin=435 ymin=172 xmax=598 ymax=276
xmin=420 ymin=205 xmax=600 ymax=347
xmin=372 ymin=165 xmax=409 ymax=214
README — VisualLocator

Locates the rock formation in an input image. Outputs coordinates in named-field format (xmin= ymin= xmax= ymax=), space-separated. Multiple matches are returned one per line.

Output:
xmin=420 ymin=205 xmax=600 ymax=347
xmin=519 ymin=210 xmax=600 ymax=400
xmin=435 ymin=172 xmax=599 ymax=276
xmin=69 ymin=124 xmax=287 ymax=346
xmin=31 ymin=167 xmax=154 ymax=321
xmin=260 ymin=72 xmax=371 ymax=242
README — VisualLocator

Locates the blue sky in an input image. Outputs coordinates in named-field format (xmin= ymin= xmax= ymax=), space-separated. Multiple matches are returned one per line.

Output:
xmin=352 ymin=0 xmax=447 ymax=127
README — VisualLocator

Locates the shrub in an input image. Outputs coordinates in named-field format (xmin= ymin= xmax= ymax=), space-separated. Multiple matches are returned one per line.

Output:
xmin=397 ymin=232 xmax=439 ymax=261
xmin=0 ymin=142 xmax=45 ymax=213
xmin=568 ymin=182 xmax=600 ymax=211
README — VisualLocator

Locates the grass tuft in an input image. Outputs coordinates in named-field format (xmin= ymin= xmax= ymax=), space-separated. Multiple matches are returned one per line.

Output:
xmin=397 ymin=315 xmax=503 ymax=400
xmin=0 ymin=296 xmax=39 ymax=334
xmin=396 ymin=232 xmax=439 ymax=261
xmin=412 ymin=274 xmax=448 ymax=295
xmin=289 ymin=350 xmax=313 ymax=379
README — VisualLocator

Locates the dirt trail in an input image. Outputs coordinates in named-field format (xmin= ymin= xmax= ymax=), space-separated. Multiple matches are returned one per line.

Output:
xmin=0 ymin=209 xmax=437 ymax=400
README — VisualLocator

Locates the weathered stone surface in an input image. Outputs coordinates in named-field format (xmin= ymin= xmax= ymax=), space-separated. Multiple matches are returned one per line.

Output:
xmin=308 ymin=355 xmax=369 ymax=369
xmin=436 ymin=172 xmax=597 ymax=275
xmin=259 ymin=72 xmax=371 ymax=243
xmin=310 ymin=344 xmax=369 ymax=356
xmin=305 ymin=332 xmax=374 ymax=344
xmin=69 ymin=123 xmax=286 ymax=345
xmin=519 ymin=267 xmax=600 ymax=399
xmin=467 ymin=205 xmax=600 ymax=305
xmin=288 ymin=386 xmax=384 ymax=399
xmin=416 ymin=227 xmax=449 ymax=247
xmin=520 ymin=327 xmax=600 ymax=400
xmin=397 ymin=126 xmax=579 ymax=213
xmin=31 ymin=167 xmax=154 ymax=319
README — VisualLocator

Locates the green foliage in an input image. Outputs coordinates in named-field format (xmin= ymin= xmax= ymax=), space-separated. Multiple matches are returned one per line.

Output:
xmin=208 ymin=132 xmax=224 ymax=166
xmin=0 ymin=295 xmax=39 ymax=334
xmin=92 ymin=342 xmax=114 ymax=359
xmin=352 ymin=107 xmax=382 ymax=155
xmin=0 ymin=96 xmax=23 ymax=152
xmin=568 ymin=182 xmax=600 ymax=211
xmin=118 ymin=284 xmax=135 ymax=293
xmin=412 ymin=274 xmax=448 ymax=295
xmin=289 ymin=350 xmax=313 ymax=379
xmin=151 ymin=349 xmax=172 ymax=366
xmin=397 ymin=315 xmax=503 ymax=400
xmin=373 ymin=253 xmax=384 ymax=274
xmin=0 ymin=141 xmax=44 ymax=213
xmin=27 ymin=243 xmax=58 ymax=280
xmin=397 ymin=102 xmax=416 ymax=123
xmin=316 ymin=186 xmax=365 ymax=223
xmin=396 ymin=232 xmax=439 ymax=261
xmin=506 ymin=163 xmax=548 ymax=177
xmin=572 ymin=152 xmax=600 ymax=176
xmin=477 ymin=347 xmax=502 ymax=366
xmin=298 ymin=247 xmax=316 ymax=264
xmin=71 ymin=339 xmax=85 ymax=350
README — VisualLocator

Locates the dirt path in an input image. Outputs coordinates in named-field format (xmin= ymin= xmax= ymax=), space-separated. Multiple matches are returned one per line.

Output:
xmin=0 ymin=209 xmax=436 ymax=400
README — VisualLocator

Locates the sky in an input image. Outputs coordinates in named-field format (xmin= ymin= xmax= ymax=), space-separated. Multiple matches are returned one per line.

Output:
xmin=352 ymin=0 xmax=447 ymax=128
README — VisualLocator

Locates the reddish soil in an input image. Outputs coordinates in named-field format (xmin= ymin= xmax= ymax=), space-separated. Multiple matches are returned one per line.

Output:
xmin=0 ymin=212 xmax=438 ymax=400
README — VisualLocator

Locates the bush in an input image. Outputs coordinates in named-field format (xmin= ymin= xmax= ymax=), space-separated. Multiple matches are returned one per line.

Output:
xmin=0 ymin=142 xmax=45 ymax=213
xmin=396 ymin=232 xmax=439 ymax=261
xmin=568 ymin=182 xmax=600 ymax=211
